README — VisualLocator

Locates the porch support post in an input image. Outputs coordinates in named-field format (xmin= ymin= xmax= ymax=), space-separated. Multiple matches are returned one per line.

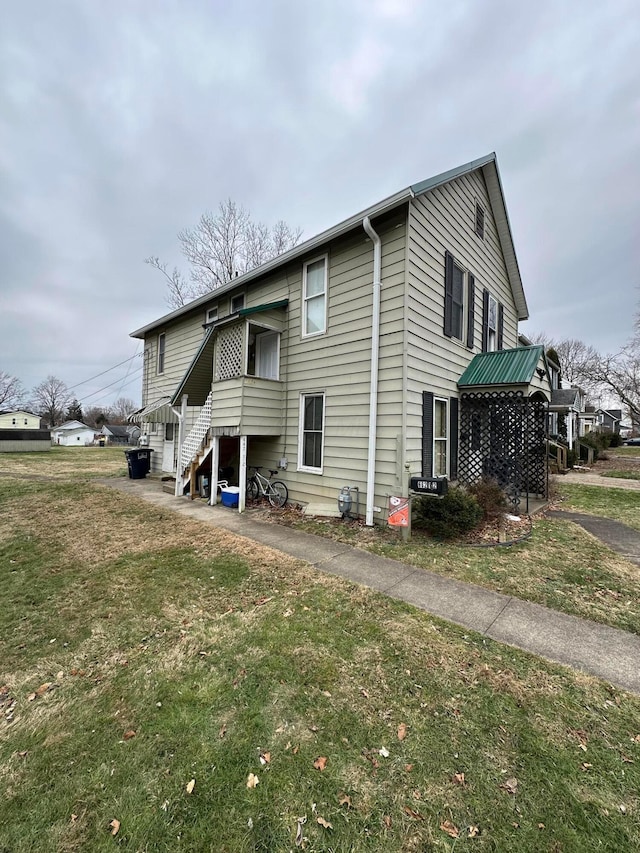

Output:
xmin=173 ymin=394 xmax=188 ymax=497
xmin=209 ymin=435 xmax=220 ymax=506
xmin=239 ymin=434 xmax=247 ymax=513
xmin=567 ymin=409 xmax=574 ymax=450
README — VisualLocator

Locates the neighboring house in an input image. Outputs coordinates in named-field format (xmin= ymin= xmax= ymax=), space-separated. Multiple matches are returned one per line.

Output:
xmin=579 ymin=406 xmax=598 ymax=436
xmin=596 ymin=408 xmax=622 ymax=434
xmin=0 ymin=410 xmax=41 ymax=429
xmin=100 ymin=424 xmax=132 ymax=445
xmin=547 ymin=387 xmax=584 ymax=449
xmin=130 ymin=152 xmax=551 ymax=522
xmin=51 ymin=420 xmax=96 ymax=446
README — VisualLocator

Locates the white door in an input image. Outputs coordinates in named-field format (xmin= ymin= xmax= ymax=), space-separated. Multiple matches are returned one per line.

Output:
xmin=162 ymin=423 xmax=176 ymax=472
xmin=255 ymin=331 xmax=279 ymax=379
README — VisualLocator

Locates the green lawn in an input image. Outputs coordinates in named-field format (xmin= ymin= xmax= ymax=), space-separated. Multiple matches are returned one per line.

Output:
xmin=555 ymin=483 xmax=640 ymax=532
xmin=1 ymin=459 xmax=640 ymax=850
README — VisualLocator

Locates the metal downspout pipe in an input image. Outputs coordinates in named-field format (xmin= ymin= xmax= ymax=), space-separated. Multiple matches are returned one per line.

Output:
xmin=363 ymin=216 xmax=381 ymax=526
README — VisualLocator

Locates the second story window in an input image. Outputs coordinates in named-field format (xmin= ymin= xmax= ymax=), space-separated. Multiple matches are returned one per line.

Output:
xmin=482 ymin=290 xmax=504 ymax=352
xmin=302 ymin=256 xmax=327 ymax=337
xmin=475 ymin=201 xmax=485 ymax=239
xmin=206 ymin=305 xmax=218 ymax=324
xmin=231 ymin=293 xmax=245 ymax=313
xmin=157 ymin=333 xmax=166 ymax=374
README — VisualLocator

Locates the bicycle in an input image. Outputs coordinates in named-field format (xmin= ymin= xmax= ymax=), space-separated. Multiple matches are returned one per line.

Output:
xmin=246 ymin=466 xmax=288 ymax=508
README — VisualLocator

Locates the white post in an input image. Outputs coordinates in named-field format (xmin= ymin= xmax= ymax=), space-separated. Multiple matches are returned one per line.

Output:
xmin=173 ymin=394 xmax=188 ymax=497
xmin=209 ymin=435 xmax=220 ymax=506
xmin=239 ymin=435 xmax=247 ymax=512
xmin=567 ymin=409 xmax=574 ymax=450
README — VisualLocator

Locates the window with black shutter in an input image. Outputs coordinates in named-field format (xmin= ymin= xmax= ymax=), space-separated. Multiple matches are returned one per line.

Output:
xmin=475 ymin=201 xmax=485 ymax=239
xmin=443 ymin=251 xmax=464 ymax=341
xmin=422 ymin=391 xmax=434 ymax=476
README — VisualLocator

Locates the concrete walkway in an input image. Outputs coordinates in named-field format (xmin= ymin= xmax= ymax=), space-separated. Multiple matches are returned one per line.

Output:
xmin=553 ymin=469 xmax=640 ymax=490
xmin=99 ymin=477 xmax=640 ymax=696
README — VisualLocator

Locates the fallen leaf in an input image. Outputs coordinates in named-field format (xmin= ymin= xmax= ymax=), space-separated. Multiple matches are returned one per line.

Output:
xmin=313 ymin=756 xmax=327 ymax=771
xmin=109 ymin=818 xmax=120 ymax=836
xmin=246 ymin=773 xmax=259 ymax=788
xmin=383 ymin=815 xmax=392 ymax=828
xmin=440 ymin=820 xmax=460 ymax=838
xmin=452 ymin=771 xmax=466 ymax=786
xmin=123 ymin=729 xmax=136 ymax=740
xmin=259 ymin=751 xmax=271 ymax=765
xmin=317 ymin=816 xmax=333 ymax=829
xmin=360 ymin=688 xmax=369 ymax=698
xmin=468 ymin=824 xmax=480 ymax=838
xmin=404 ymin=763 xmax=414 ymax=772
xmin=186 ymin=778 xmax=196 ymax=794
xmin=17 ymin=751 xmax=28 ymax=758
xmin=219 ymin=724 xmax=227 ymax=739
xmin=581 ymin=763 xmax=593 ymax=771
xmin=292 ymin=745 xmax=299 ymax=755
xmin=338 ymin=793 xmax=351 ymax=807
xmin=379 ymin=746 xmax=390 ymax=758
xmin=70 ymin=814 xmax=78 ymax=823
xmin=321 ymin=690 xmax=331 ymax=697
xmin=538 ymin=823 xmax=545 ymax=829
xmin=501 ymin=777 xmax=518 ymax=795
xmin=403 ymin=806 xmax=424 ymax=820
xmin=397 ymin=723 xmax=408 ymax=741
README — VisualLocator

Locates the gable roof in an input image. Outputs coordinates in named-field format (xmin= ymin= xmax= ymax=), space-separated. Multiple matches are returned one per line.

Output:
xmin=102 ymin=424 xmax=129 ymax=437
xmin=0 ymin=409 xmax=39 ymax=418
xmin=131 ymin=153 xmax=527 ymax=339
xmin=53 ymin=420 xmax=93 ymax=431
xmin=550 ymin=388 xmax=582 ymax=408
xmin=458 ymin=346 xmax=547 ymax=388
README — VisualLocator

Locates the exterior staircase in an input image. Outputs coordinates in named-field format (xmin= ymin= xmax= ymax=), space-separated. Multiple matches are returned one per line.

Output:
xmin=178 ymin=392 xmax=213 ymax=497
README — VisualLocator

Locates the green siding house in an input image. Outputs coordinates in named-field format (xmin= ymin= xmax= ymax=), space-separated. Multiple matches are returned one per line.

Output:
xmin=130 ymin=153 xmax=551 ymax=522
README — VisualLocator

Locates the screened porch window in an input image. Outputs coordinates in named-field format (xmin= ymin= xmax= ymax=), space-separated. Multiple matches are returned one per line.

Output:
xmin=299 ymin=393 xmax=324 ymax=472
xmin=247 ymin=327 xmax=280 ymax=380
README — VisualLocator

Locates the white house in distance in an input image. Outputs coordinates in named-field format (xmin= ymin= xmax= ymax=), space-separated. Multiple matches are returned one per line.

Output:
xmin=51 ymin=420 xmax=96 ymax=446
xmin=130 ymin=152 xmax=551 ymax=521
xmin=0 ymin=410 xmax=41 ymax=429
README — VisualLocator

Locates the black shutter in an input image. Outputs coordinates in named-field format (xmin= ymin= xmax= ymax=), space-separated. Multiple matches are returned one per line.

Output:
xmin=449 ymin=397 xmax=459 ymax=481
xmin=443 ymin=251 xmax=454 ymax=337
xmin=482 ymin=289 xmax=490 ymax=352
xmin=422 ymin=391 xmax=434 ymax=477
xmin=466 ymin=273 xmax=475 ymax=348
xmin=497 ymin=303 xmax=504 ymax=350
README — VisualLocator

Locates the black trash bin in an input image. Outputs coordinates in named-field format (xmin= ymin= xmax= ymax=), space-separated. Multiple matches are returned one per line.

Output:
xmin=124 ymin=448 xmax=154 ymax=479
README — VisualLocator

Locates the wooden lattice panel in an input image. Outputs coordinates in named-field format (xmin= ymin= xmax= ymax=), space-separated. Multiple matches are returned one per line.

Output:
xmin=215 ymin=324 xmax=243 ymax=381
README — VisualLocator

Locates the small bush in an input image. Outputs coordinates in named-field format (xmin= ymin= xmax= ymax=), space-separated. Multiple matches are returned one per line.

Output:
xmin=567 ymin=448 xmax=577 ymax=469
xmin=609 ymin=433 xmax=623 ymax=447
xmin=468 ymin=477 xmax=507 ymax=521
xmin=413 ymin=487 xmax=483 ymax=540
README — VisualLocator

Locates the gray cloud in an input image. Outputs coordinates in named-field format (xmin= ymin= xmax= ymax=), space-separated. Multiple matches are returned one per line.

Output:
xmin=1 ymin=0 xmax=638 ymax=409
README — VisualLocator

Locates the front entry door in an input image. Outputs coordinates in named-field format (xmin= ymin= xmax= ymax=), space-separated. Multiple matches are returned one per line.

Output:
xmin=162 ymin=423 xmax=176 ymax=472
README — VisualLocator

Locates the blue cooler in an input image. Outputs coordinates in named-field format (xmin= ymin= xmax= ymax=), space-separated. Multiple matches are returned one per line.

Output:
xmin=220 ymin=486 xmax=240 ymax=508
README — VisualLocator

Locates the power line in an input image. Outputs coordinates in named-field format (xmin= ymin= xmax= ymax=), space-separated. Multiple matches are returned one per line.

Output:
xmin=78 ymin=366 xmax=143 ymax=405
xmin=81 ymin=372 xmax=144 ymax=409
xmin=68 ymin=352 xmax=143 ymax=392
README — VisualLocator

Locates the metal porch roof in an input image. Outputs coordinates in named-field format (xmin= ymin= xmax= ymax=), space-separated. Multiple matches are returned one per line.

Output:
xmin=458 ymin=346 xmax=546 ymax=388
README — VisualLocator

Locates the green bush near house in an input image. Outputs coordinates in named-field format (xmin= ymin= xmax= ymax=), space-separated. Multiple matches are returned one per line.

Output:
xmin=414 ymin=486 xmax=483 ymax=540
xmin=467 ymin=477 xmax=507 ymax=521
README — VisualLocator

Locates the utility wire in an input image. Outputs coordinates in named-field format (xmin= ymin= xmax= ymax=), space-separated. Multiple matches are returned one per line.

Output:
xmin=78 ymin=366 xmax=143 ymax=405
xmin=67 ymin=352 xmax=143 ymax=392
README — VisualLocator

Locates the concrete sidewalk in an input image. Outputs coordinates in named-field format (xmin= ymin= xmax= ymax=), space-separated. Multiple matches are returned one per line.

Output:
xmin=100 ymin=477 xmax=640 ymax=696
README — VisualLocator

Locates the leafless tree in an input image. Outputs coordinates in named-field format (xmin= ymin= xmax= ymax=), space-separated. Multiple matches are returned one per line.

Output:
xmin=146 ymin=199 xmax=303 ymax=309
xmin=110 ymin=397 xmax=137 ymax=424
xmin=0 ymin=371 xmax=26 ymax=410
xmin=30 ymin=375 xmax=73 ymax=427
xmin=580 ymin=340 xmax=640 ymax=427
xmin=529 ymin=334 xmax=599 ymax=389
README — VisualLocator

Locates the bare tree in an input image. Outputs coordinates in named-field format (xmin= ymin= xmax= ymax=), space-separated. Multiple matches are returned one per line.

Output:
xmin=30 ymin=376 xmax=73 ymax=427
xmin=580 ymin=341 xmax=640 ymax=427
xmin=146 ymin=199 xmax=303 ymax=309
xmin=529 ymin=334 xmax=599 ymax=388
xmin=0 ymin=371 xmax=26 ymax=410
xmin=110 ymin=397 xmax=137 ymax=424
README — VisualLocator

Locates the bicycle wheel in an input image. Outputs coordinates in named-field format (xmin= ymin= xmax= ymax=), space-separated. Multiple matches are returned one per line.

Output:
xmin=267 ymin=481 xmax=288 ymax=508
xmin=246 ymin=477 xmax=259 ymax=501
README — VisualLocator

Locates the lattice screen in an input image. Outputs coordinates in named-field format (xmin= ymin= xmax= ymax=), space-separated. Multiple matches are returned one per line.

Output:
xmin=215 ymin=324 xmax=243 ymax=381
xmin=458 ymin=391 xmax=548 ymax=511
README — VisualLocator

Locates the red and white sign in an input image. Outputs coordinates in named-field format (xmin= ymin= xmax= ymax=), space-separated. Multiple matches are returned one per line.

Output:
xmin=388 ymin=495 xmax=409 ymax=527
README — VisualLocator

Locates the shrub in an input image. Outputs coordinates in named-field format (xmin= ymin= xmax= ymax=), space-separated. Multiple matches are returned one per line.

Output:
xmin=609 ymin=433 xmax=623 ymax=447
xmin=413 ymin=487 xmax=483 ymax=540
xmin=566 ymin=448 xmax=577 ymax=469
xmin=468 ymin=477 xmax=507 ymax=521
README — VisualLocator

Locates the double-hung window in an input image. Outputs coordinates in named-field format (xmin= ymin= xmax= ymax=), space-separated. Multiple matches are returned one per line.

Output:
xmin=157 ymin=333 xmax=166 ymax=374
xmin=302 ymin=256 xmax=327 ymax=337
xmin=487 ymin=294 xmax=498 ymax=352
xmin=298 ymin=393 xmax=325 ymax=472
xmin=434 ymin=398 xmax=448 ymax=477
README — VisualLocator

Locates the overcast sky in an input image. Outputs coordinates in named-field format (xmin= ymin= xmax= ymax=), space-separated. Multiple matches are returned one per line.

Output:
xmin=1 ymin=0 xmax=638 ymax=411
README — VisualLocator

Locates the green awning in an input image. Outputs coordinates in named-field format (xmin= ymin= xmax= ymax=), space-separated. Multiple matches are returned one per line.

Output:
xmin=458 ymin=346 xmax=546 ymax=387
xmin=238 ymin=299 xmax=288 ymax=317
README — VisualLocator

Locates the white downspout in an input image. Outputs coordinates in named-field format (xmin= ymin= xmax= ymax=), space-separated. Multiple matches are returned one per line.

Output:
xmin=363 ymin=216 xmax=381 ymax=526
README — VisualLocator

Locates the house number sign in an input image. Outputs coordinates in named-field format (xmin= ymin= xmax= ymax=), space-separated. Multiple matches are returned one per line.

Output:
xmin=409 ymin=477 xmax=448 ymax=495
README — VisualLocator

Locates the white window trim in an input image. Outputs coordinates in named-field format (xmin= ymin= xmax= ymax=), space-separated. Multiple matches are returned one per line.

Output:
xmin=433 ymin=396 xmax=449 ymax=478
xmin=206 ymin=305 xmax=218 ymax=324
xmin=451 ymin=260 xmax=465 ymax=342
xmin=231 ymin=293 xmax=245 ymax=313
xmin=157 ymin=332 xmax=166 ymax=375
xmin=487 ymin=294 xmax=498 ymax=352
xmin=302 ymin=254 xmax=328 ymax=338
xmin=255 ymin=329 xmax=280 ymax=380
xmin=298 ymin=391 xmax=325 ymax=474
